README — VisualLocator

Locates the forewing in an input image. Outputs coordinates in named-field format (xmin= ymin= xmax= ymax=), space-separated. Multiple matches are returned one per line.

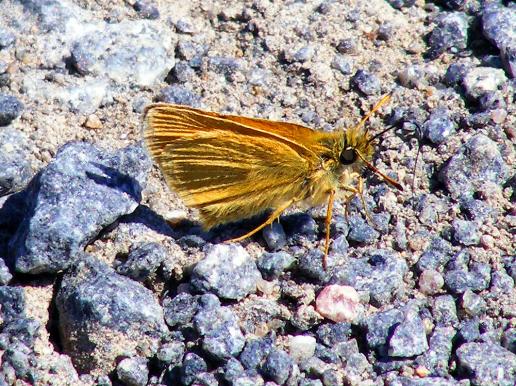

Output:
xmin=144 ymin=104 xmax=322 ymax=227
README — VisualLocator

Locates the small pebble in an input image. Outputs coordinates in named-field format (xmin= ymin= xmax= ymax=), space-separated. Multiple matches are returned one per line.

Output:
xmin=163 ymin=292 xmax=199 ymax=328
xmin=288 ymin=335 xmax=317 ymax=363
xmin=462 ymin=67 xmax=507 ymax=101
xmin=388 ymin=309 xmax=429 ymax=357
xmin=191 ymin=244 xmax=262 ymax=300
xmin=133 ymin=0 xmax=160 ymax=19
xmin=452 ymin=219 xmax=480 ymax=246
xmin=316 ymin=323 xmax=352 ymax=347
xmin=158 ymin=85 xmax=201 ymax=107
xmin=156 ymin=341 xmax=185 ymax=365
xmin=180 ymin=353 xmax=207 ymax=385
xmin=456 ymin=342 xmax=516 ymax=386
xmin=347 ymin=215 xmax=379 ymax=244
xmin=83 ymin=114 xmax=103 ymax=129
xmin=262 ymin=222 xmax=287 ymax=251
xmin=240 ymin=334 xmax=274 ymax=370
xmin=336 ymin=39 xmax=357 ymax=54
xmin=257 ymin=251 xmax=295 ymax=280
xmin=386 ymin=0 xmax=416 ymax=10
xmin=116 ymin=357 xmax=148 ymax=386
xmin=422 ymin=108 xmax=456 ymax=144
xmin=315 ymin=285 xmax=360 ymax=323
xmin=0 ymin=30 xmax=16 ymax=49
xmin=261 ymin=349 xmax=293 ymax=384
xmin=458 ymin=319 xmax=480 ymax=343
xmin=0 ymin=94 xmax=23 ymax=126
xmin=351 ymin=70 xmax=381 ymax=96
xmin=444 ymin=62 xmax=470 ymax=86
xmin=432 ymin=295 xmax=458 ymax=326
xmin=0 ymin=258 xmax=13 ymax=285
xmin=427 ymin=12 xmax=469 ymax=58
xmin=419 ymin=269 xmax=444 ymax=295
xmin=116 ymin=242 xmax=166 ymax=282
xmin=461 ymin=289 xmax=486 ymax=316
xmin=331 ymin=55 xmax=353 ymax=75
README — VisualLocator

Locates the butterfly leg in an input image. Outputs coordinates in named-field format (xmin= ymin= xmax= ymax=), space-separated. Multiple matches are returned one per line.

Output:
xmin=323 ymin=190 xmax=336 ymax=271
xmin=340 ymin=179 xmax=373 ymax=224
xmin=226 ymin=199 xmax=294 ymax=244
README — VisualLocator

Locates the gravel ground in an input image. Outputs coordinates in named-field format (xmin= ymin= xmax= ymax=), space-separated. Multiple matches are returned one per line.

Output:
xmin=0 ymin=0 xmax=515 ymax=385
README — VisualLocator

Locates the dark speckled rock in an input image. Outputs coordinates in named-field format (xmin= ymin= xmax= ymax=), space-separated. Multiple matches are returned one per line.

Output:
xmin=56 ymin=255 xmax=167 ymax=373
xmin=9 ymin=142 xmax=151 ymax=274
xmin=456 ymin=342 xmax=516 ymax=386
xmin=331 ymin=250 xmax=407 ymax=307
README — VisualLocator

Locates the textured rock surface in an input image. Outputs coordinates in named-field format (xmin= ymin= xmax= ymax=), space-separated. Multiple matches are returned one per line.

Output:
xmin=10 ymin=142 xmax=151 ymax=274
xmin=0 ymin=0 xmax=514 ymax=383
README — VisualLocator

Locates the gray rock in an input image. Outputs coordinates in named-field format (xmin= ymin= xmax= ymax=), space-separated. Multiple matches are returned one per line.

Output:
xmin=180 ymin=352 xmax=207 ymax=385
xmin=261 ymin=348 xmax=293 ymax=384
xmin=163 ymin=292 xmax=199 ymax=328
xmin=0 ymin=286 xmax=25 ymax=324
xmin=116 ymin=242 xmax=166 ymax=282
xmin=331 ymin=55 xmax=353 ymax=75
xmin=0 ymin=257 xmax=13 ymax=284
xmin=157 ymin=85 xmax=202 ymax=107
xmin=482 ymin=4 xmax=516 ymax=76
xmin=364 ymin=308 xmax=404 ymax=352
xmin=416 ymin=326 xmax=455 ymax=377
xmin=456 ymin=342 xmax=516 ymax=386
xmin=2 ymin=317 xmax=40 ymax=347
xmin=257 ymin=251 xmax=295 ymax=280
xmin=172 ymin=61 xmax=196 ymax=83
xmin=388 ymin=309 xmax=429 ymax=357
xmin=10 ymin=142 xmax=151 ymax=274
xmin=297 ymin=250 xmax=331 ymax=283
xmin=240 ymin=334 xmax=275 ymax=370
xmin=347 ymin=215 xmax=380 ymax=244
xmin=0 ymin=94 xmax=23 ymax=126
xmin=416 ymin=237 xmax=453 ymax=272
xmin=117 ymin=357 xmax=149 ymax=386
xmin=461 ymin=289 xmax=486 ymax=316
xmin=458 ymin=318 xmax=480 ymax=343
xmin=501 ymin=328 xmax=516 ymax=353
xmin=331 ymin=250 xmax=407 ymax=307
xmin=427 ymin=12 xmax=469 ymax=58
xmin=386 ymin=0 xmax=416 ymax=10
xmin=452 ymin=219 xmax=480 ymax=246
xmin=432 ymin=295 xmax=458 ymax=326
xmin=501 ymin=45 xmax=516 ymax=78
xmin=56 ymin=256 xmax=167 ymax=373
xmin=491 ymin=269 xmax=514 ymax=295
xmin=351 ymin=70 xmax=381 ymax=95
xmin=221 ymin=357 xmax=245 ymax=383
xmin=444 ymin=62 xmax=471 ymax=86
xmin=69 ymin=21 xmax=173 ymax=87
xmin=460 ymin=198 xmax=496 ymax=221
xmin=192 ymin=244 xmax=261 ymax=300
xmin=208 ymin=56 xmax=245 ymax=80
xmin=316 ymin=323 xmax=352 ymax=347
xmin=444 ymin=262 xmax=491 ymax=294
xmin=3 ymin=341 xmax=34 ymax=381
xmin=462 ymin=67 xmax=507 ymax=100
xmin=156 ymin=341 xmax=184 ymax=365
xmin=440 ymin=134 xmax=509 ymax=199
xmin=262 ymin=222 xmax=287 ymax=251
xmin=388 ymin=377 xmax=459 ymax=386
xmin=422 ymin=108 xmax=456 ymax=144
xmin=0 ymin=29 xmax=16 ymax=49
xmin=193 ymin=296 xmax=245 ymax=360
xmin=0 ymin=128 xmax=32 ymax=196
xmin=133 ymin=0 xmax=160 ymax=20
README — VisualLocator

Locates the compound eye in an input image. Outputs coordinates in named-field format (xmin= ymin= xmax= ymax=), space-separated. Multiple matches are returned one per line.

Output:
xmin=339 ymin=148 xmax=357 ymax=165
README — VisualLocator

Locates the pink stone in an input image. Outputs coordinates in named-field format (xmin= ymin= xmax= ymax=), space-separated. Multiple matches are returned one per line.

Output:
xmin=315 ymin=284 xmax=360 ymax=322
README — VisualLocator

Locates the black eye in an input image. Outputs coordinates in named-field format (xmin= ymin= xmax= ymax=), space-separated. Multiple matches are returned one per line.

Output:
xmin=339 ymin=148 xmax=357 ymax=165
